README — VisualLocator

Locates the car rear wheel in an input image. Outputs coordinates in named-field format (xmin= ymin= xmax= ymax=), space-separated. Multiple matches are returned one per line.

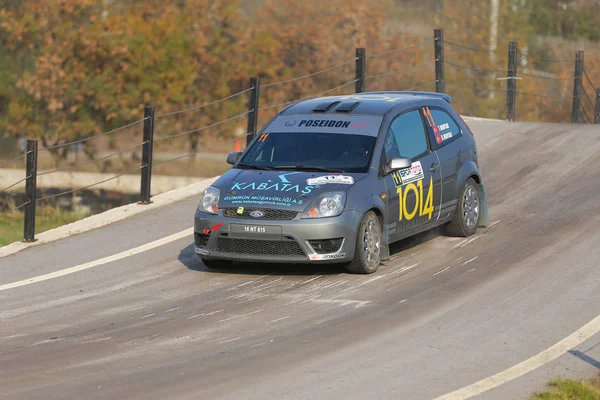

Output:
xmin=446 ymin=178 xmax=480 ymax=237
xmin=345 ymin=211 xmax=382 ymax=274
xmin=202 ymin=258 xmax=233 ymax=269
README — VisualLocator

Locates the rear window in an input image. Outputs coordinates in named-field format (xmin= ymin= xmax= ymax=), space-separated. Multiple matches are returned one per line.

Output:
xmin=423 ymin=107 xmax=461 ymax=144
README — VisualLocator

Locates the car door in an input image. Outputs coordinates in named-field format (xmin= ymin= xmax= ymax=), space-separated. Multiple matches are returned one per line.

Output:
xmin=422 ymin=106 xmax=464 ymax=220
xmin=381 ymin=109 xmax=442 ymax=239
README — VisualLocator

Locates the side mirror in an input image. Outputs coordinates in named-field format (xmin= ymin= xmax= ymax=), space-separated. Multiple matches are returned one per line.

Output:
xmin=226 ymin=151 xmax=242 ymax=165
xmin=389 ymin=157 xmax=411 ymax=171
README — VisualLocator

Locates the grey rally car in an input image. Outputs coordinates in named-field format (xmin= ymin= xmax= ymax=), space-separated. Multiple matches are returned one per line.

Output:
xmin=194 ymin=91 xmax=487 ymax=274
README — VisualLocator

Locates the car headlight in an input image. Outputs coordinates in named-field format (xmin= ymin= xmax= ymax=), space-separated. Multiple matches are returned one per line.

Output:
xmin=198 ymin=186 xmax=220 ymax=214
xmin=302 ymin=192 xmax=346 ymax=218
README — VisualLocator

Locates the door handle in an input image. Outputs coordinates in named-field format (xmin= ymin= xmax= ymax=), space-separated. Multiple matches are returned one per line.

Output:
xmin=429 ymin=163 xmax=439 ymax=173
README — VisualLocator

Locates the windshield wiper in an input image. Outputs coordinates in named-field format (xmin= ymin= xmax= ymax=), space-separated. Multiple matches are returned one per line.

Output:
xmin=237 ymin=162 xmax=271 ymax=170
xmin=273 ymin=165 xmax=343 ymax=173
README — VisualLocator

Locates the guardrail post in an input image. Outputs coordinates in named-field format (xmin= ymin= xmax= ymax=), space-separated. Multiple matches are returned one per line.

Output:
xmin=572 ymin=51 xmax=584 ymax=123
xmin=355 ymin=48 xmax=366 ymax=93
xmin=506 ymin=42 xmax=518 ymax=122
xmin=594 ymin=89 xmax=600 ymax=124
xmin=247 ymin=77 xmax=260 ymax=147
xmin=23 ymin=139 xmax=38 ymax=242
xmin=139 ymin=106 xmax=155 ymax=204
xmin=434 ymin=29 xmax=445 ymax=93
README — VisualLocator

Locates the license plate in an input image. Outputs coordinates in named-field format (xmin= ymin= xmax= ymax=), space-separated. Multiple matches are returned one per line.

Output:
xmin=229 ymin=224 xmax=282 ymax=238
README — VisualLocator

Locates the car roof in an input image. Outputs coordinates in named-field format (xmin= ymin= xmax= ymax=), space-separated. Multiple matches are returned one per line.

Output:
xmin=280 ymin=91 xmax=452 ymax=117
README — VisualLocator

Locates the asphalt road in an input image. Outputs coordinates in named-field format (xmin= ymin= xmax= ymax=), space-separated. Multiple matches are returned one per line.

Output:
xmin=2 ymin=119 xmax=600 ymax=400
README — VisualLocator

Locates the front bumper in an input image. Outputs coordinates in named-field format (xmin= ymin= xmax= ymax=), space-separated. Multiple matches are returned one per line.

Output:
xmin=193 ymin=208 xmax=362 ymax=263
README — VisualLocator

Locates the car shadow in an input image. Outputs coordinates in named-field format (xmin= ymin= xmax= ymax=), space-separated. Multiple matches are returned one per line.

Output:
xmin=178 ymin=225 xmax=446 ymax=276
xmin=388 ymin=225 xmax=447 ymax=259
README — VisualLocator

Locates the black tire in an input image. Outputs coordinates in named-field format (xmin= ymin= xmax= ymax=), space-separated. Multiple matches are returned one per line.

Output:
xmin=446 ymin=178 xmax=480 ymax=237
xmin=345 ymin=211 xmax=382 ymax=274
xmin=202 ymin=258 xmax=233 ymax=269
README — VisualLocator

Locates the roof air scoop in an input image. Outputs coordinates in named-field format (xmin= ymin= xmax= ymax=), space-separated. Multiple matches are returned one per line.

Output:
xmin=312 ymin=101 xmax=341 ymax=112
xmin=335 ymin=101 xmax=360 ymax=113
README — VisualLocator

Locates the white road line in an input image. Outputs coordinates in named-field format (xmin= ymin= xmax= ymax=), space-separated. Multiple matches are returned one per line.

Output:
xmin=218 ymin=309 xmax=263 ymax=323
xmin=433 ymin=266 xmax=451 ymax=276
xmin=452 ymin=238 xmax=470 ymax=249
xmin=81 ymin=337 xmax=112 ymax=344
xmin=218 ymin=337 xmax=241 ymax=345
xmin=140 ymin=313 xmax=156 ymax=319
xmin=0 ymin=228 xmax=193 ymax=292
xmin=348 ymin=275 xmax=385 ymax=290
xmin=267 ymin=316 xmax=290 ymax=324
xmin=462 ymin=256 xmax=478 ymax=265
xmin=433 ymin=258 xmax=465 ymax=276
xmin=301 ymin=276 xmax=322 ymax=285
xmin=434 ymin=313 xmax=600 ymax=400
xmin=27 ymin=337 xmax=64 ymax=347
xmin=488 ymin=220 xmax=501 ymax=228
xmin=164 ymin=307 xmax=182 ymax=313
xmin=391 ymin=262 xmax=422 ymax=276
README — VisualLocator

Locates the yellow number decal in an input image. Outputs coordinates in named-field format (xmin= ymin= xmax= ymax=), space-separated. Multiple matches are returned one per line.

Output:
xmin=396 ymin=177 xmax=434 ymax=221
xmin=403 ymin=183 xmax=419 ymax=220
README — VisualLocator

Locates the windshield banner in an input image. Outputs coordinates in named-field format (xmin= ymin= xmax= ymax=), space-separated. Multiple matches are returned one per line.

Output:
xmin=265 ymin=115 xmax=383 ymax=137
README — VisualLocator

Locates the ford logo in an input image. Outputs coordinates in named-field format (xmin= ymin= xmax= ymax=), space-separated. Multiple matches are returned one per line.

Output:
xmin=250 ymin=210 xmax=265 ymax=218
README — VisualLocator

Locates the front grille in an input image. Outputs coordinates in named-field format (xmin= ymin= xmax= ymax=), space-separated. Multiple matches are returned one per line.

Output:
xmin=222 ymin=208 xmax=298 ymax=220
xmin=214 ymin=237 xmax=306 ymax=257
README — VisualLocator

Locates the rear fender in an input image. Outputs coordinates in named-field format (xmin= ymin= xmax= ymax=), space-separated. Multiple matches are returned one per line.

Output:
xmin=454 ymin=161 xmax=488 ymax=228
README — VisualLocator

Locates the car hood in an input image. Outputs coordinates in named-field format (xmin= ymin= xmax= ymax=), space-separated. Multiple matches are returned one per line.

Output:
xmin=215 ymin=169 xmax=367 ymax=212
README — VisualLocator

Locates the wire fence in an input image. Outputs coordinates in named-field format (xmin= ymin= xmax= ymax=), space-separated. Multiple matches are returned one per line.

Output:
xmin=38 ymin=118 xmax=147 ymax=153
xmin=0 ymin=152 xmax=26 ymax=169
xmin=154 ymin=87 xmax=254 ymax=118
xmin=1 ymin=30 xmax=598 ymax=242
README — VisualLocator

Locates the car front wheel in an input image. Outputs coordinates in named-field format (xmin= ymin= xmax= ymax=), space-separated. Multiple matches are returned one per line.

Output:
xmin=345 ymin=211 xmax=382 ymax=274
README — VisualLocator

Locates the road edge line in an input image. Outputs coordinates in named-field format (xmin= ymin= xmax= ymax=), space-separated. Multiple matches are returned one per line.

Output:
xmin=0 ymin=177 xmax=218 ymax=259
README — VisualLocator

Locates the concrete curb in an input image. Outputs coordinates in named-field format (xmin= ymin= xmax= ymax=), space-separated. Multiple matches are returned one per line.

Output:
xmin=0 ymin=176 xmax=219 ymax=259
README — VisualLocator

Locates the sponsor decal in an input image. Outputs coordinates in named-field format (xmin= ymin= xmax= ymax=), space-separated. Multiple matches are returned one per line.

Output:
xmin=350 ymin=122 xmax=368 ymax=129
xmin=250 ymin=210 xmax=265 ymax=218
xmin=298 ymin=120 xmax=351 ymax=128
xmin=310 ymin=253 xmax=346 ymax=261
xmin=236 ymin=206 xmax=244 ymax=215
xmin=223 ymin=195 xmax=304 ymax=208
xmin=195 ymin=247 xmax=209 ymax=255
xmin=285 ymin=120 xmax=297 ymax=127
xmin=203 ymin=222 xmax=223 ymax=235
xmin=441 ymin=132 xmax=453 ymax=140
xmin=423 ymin=107 xmax=443 ymax=144
xmin=392 ymin=161 xmax=424 ymax=187
xmin=438 ymin=123 xmax=450 ymax=131
xmin=397 ymin=176 xmax=434 ymax=221
xmin=228 ymin=172 xmax=313 ymax=207
xmin=306 ymin=175 xmax=354 ymax=186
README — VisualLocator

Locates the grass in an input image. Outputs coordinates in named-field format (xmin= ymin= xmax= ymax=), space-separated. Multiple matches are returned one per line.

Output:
xmin=532 ymin=377 xmax=600 ymax=399
xmin=0 ymin=206 xmax=90 ymax=247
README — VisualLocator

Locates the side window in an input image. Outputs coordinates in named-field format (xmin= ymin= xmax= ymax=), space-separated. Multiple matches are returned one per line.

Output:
xmin=423 ymin=107 xmax=461 ymax=145
xmin=384 ymin=110 xmax=428 ymax=161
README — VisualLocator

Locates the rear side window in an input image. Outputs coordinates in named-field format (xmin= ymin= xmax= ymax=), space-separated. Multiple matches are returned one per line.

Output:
xmin=384 ymin=110 xmax=429 ymax=161
xmin=423 ymin=107 xmax=461 ymax=145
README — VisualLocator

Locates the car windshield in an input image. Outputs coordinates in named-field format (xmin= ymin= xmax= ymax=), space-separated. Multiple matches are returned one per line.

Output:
xmin=239 ymin=132 xmax=376 ymax=173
